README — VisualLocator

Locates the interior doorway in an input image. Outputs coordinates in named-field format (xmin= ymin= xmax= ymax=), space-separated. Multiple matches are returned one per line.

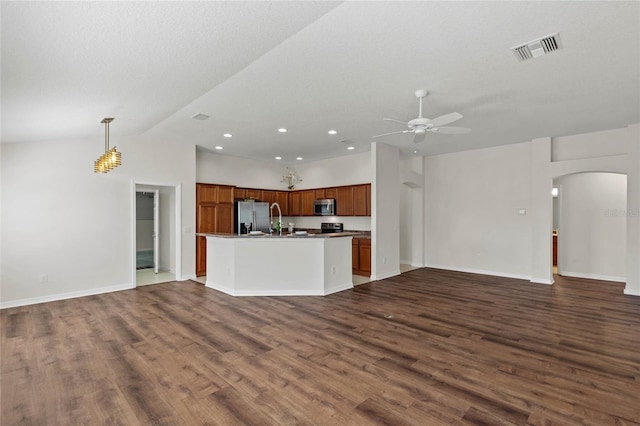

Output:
xmin=132 ymin=182 xmax=182 ymax=286
xmin=552 ymin=173 xmax=627 ymax=282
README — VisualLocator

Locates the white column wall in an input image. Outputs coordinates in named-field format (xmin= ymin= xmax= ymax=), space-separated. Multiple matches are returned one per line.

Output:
xmin=530 ymin=137 xmax=554 ymax=284
xmin=625 ymin=125 xmax=640 ymax=295
xmin=371 ymin=142 xmax=400 ymax=280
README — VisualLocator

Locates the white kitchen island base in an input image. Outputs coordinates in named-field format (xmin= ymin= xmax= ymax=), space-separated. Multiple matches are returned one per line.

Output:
xmin=204 ymin=234 xmax=354 ymax=296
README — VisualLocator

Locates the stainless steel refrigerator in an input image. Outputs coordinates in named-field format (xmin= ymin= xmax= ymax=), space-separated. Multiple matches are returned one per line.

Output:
xmin=235 ymin=201 xmax=270 ymax=234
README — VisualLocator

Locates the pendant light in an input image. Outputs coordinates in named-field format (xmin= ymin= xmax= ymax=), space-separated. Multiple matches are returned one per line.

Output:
xmin=94 ymin=117 xmax=122 ymax=173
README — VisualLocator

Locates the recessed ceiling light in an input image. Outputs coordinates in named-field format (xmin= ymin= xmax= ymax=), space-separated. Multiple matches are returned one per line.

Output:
xmin=328 ymin=130 xmax=337 ymax=135
xmin=223 ymin=133 xmax=232 ymax=138
xmin=296 ymin=157 xmax=303 ymax=160
xmin=275 ymin=156 xmax=282 ymax=160
xmin=347 ymin=146 xmax=355 ymax=150
xmin=278 ymin=128 xmax=287 ymax=133
xmin=215 ymin=146 xmax=223 ymax=150
xmin=192 ymin=113 xmax=210 ymax=120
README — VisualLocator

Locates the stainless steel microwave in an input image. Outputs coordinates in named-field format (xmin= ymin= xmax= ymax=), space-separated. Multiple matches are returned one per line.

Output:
xmin=314 ymin=198 xmax=335 ymax=216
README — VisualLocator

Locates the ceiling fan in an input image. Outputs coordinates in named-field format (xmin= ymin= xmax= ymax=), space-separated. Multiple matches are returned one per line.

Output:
xmin=373 ymin=89 xmax=470 ymax=143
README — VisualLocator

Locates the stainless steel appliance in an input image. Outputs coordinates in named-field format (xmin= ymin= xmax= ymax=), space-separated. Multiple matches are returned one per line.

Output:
xmin=235 ymin=201 xmax=270 ymax=234
xmin=321 ymin=222 xmax=344 ymax=233
xmin=314 ymin=198 xmax=336 ymax=216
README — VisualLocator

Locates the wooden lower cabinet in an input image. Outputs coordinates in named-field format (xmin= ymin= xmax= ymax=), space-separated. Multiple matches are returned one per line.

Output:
xmin=196 ymin=236 xmax=207 ymax=277
xmin=352 ymin=238 xmax=371 ymax=276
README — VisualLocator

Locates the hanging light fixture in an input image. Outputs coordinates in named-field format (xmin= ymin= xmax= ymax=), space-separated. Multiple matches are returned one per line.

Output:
xmin=94 ymin=118 xmax=122 ymax=173
xmin=281 ymin=166 xmax=302 ymax=190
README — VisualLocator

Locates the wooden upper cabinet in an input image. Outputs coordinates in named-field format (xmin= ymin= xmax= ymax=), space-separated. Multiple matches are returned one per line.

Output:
xmin=325 ymin=187 xmax=337 ymax=198
xmin=196 ymin=183 xmax=216 ymax=204
xmin=261 ymin=190 xmax=276 ymax=205
xmin=217 ymin=186 xmax=234 ymax=204
xmin=233 ymin=187 xmax=246 ymax=200
xmin=336 ymin=186 xmax=354 ymax=216
xmin=301 ymin=190 xmax=316 ymax=216
xmin=196 ymin=183 xmax=234 ymax=204
xmin=314 ymin=189 xmax=325 ymax=199
xmin=289 ymin=192 xmax=302 ymax=216
xmin=353 ymin=184 xmax=371 ymax=216
xmin=246 ymin=189 xmax=262 ymax=200
xmin=275 ymin=191 xmax=290 ymax=216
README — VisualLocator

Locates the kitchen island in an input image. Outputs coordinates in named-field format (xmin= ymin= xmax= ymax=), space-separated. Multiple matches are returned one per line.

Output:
xmin=200 ymin=232 xmax=355 ymax=296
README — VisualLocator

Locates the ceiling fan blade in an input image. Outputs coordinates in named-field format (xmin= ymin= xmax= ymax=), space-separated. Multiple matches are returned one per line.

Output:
xmin=429 ymin=126 xmax=471 ymax=134
xmin=383 ymin=118 xmax=409 ymax=125
xmin=413 ymin=132 xmax=426 ymax=143
xmin=372 ymin=130 xmax=412 ymax=138
xmin=429 ymin=112 xmax=463 ymax=127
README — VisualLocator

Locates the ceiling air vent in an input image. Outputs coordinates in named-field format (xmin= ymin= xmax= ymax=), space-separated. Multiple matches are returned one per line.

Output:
xmin=191 ymin=113 xmax=211 ymax=120
xmin=512 ymin=33 xmax=561 ymax=61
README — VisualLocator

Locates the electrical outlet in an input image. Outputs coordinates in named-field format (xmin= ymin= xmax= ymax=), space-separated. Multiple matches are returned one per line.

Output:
xmin=331 ymin=266 xmax=336 ymax=275
xmin=39 ymin=274 xmax=48 ymax=284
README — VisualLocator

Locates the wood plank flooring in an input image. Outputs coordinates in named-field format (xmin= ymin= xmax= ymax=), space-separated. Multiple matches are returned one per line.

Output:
xmin=2 ymin=269 xmax=640 ymax=425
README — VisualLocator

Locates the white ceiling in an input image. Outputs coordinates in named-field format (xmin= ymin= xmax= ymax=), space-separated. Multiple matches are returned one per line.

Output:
xmin=2 ymin=1 xmax=639 ymax=162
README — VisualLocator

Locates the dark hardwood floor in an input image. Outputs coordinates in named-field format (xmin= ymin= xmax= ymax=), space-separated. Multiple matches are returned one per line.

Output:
xmin=2 ymin=269 xmax=640 ymax=425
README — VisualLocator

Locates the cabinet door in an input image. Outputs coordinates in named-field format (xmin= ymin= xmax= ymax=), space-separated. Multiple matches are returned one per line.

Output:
xmin=246 ymin=189 xmax=262 ymax=200
xmin=261 ymin=190 xmax=276 ymax=205
xmin=215 ymin=204 xmax=234 ymax=234
xmin=197 ymin=204 xmax=217 ymax=233
xmin=234 ymin=187 xmax=247 ymax=200
xmin=217 ymin=186 xmax=234 ymax=204
xmin=314 ymin=189 xmax=325 ymax=199
xmin=359 ymin=239 xmax=371 ymax=274
xmin=275 ymin=191 xmax=290 ymax=216
xmin=336 ymin=186 xmax=354 ymax=216
xmin=352 ymin=239 xmax=359 ymax=274
xmin=325 ymin=187 xmax=337 ymax=198
xmin=301 ymin=190 xmax=316 ymax=216
xmin=365 ymin=184 xmax=371 ymax=216
xmin=353 ymin=185 xmax=368 ymax=216
xmin=289 ymin=192 xmax=302 ymax=216
xmin=196 ymin=236 xmax=207 ymax=277
xmin=197 ymin=183 xmax=218 ymax=204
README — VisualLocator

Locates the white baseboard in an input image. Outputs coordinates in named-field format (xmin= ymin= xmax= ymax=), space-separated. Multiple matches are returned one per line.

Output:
xmin=205 ymin=280 xmax=353 ymax=297
xmin=624 ymin=287 xmax=640 ymax=297
xmin=181 ymin=274 xmax=197 ymax=281
xmin=559 ymin=271 xmax=625 ymax=283
xmin=530 ymin=277 xmax=554 ymax=285
xmin=0 ymin=282 xmax=134 ymax=309
xmin=370 ymin=269 xmax=401 ymax=281
xmin=426 ymin=264 xmax=531 ymax=281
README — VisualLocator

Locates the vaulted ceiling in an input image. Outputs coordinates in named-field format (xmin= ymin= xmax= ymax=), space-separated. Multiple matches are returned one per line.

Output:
xmin=2 ymin=1 xmax=639 ymax=162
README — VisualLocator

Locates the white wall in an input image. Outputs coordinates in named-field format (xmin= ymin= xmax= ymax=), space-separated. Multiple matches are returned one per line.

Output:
xmin=556 ymin=173 xmax=626 ymax=281
xmin=1 ymin=134 xmax=196 ymax=308
xmin=421 ymin=124 xmax=639 ymax=295
xmin=425 ymin=142 xmax=533 ymax=278
xmin=371 ymin=142 xmax=400 ymax=280
xmin=197 ymin=150 xmax=371 ymax=190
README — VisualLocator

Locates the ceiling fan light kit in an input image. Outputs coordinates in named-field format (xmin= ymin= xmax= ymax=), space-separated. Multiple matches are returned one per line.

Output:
xmin=373 ymin=89 xmax=470 ymax=144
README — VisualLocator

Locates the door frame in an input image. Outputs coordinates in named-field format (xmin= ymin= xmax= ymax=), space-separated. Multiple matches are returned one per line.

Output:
xmin=131 ymin=181 xmax=182 ymax=287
